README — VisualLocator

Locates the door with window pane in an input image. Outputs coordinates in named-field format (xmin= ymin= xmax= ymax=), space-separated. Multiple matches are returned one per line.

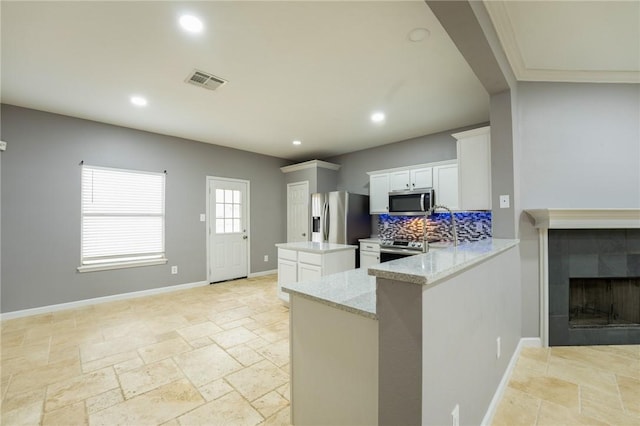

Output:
xmin=208 ymin=177 xmax=249 ymax=282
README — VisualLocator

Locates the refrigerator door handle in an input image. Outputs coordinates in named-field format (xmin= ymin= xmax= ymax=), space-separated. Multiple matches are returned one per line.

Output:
xmin=323 ymin=202 xmax=330 ymax=241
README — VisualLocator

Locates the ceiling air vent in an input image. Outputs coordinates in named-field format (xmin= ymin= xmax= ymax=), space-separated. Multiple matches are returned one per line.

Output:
xmin=185 ymin=69 xmax=227 ymax=91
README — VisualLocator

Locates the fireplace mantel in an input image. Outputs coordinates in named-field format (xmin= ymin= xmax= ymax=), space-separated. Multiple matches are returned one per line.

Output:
xmin=524 ymin=208 xmax=640 ymax=346
xmin=526 ymin=208 xmax=640 ymax=229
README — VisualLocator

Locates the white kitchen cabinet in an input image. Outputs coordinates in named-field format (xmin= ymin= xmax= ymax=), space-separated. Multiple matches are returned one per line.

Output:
xmin=452 ymin=126 xmax=491 ymax=210
xmin=276 ymin=245 xmax=356 ymax=302
xmin=389 ymin=167 xmax=432 ymax=191
xmin=433 ymin=163 xmax=459 ymax=210
xmin=298 ymin=262 xmax=322 ymax=282
xmin=359 ymin=241 xmax=380 ymax=268
xmin=368 ymin=173 xmax=389 ymax=214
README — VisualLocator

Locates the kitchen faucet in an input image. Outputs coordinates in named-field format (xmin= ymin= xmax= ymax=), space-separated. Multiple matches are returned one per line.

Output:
xmin=424 ymin=205 xmax=459 ymax=248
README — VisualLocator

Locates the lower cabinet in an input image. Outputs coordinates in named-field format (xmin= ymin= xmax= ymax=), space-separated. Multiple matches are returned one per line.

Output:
xmin=359 ymin=241 xmax=380 ymax=269
xmin=277 ymin=247 xmax=356 ymax=302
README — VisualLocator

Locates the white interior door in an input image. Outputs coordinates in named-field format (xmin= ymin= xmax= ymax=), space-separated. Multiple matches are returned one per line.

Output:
xmin=208 ymin=177 xmax=249 ymax=282
xmin=287 ymin=181 xmax=309 ymax=243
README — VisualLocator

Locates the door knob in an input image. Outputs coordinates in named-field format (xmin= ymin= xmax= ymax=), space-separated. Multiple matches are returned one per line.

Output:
xmin=302 ymin=233 xmax=306 ymax=237
xmin=242 ymin=235 xmax=248 ymax=239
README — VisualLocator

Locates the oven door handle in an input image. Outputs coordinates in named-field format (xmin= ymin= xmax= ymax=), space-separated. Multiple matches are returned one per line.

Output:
xmin=379 ymin=247 xmax=420 ymax=255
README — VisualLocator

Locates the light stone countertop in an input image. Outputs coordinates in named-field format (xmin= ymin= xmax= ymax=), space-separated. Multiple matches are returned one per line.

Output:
xmin=282 ymin=268 xmax=377 ymax=319
xmin=281 ymin=239 xmax=518 ymax=319
xmin=358 ymin=237 xmax=381 ymax=244
xmin=275 ymin=241 xmax=357 ymax=253
xmin=368 ymin=238 xmax=519 ymax=286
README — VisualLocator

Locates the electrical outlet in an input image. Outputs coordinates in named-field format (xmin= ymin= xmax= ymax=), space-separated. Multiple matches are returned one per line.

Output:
xmin=0 ymin=141 xmax=6 ymax=151
xmin=199 ymin=214 xmax=206 ymax=222
xmin=264 ymin=255 xmax=269 ymax=262
xmin=499 ymin=195 xmax=510 ymax=209
xmin=496 ymin=336 xmax=501 ymax=359
xmin=171 ymin=266 xmax=178 ymax=274
xmin=451 ymin=404 xmax=460 ymax=426
xmin=475 ymin=222 xmax=483 ymax=232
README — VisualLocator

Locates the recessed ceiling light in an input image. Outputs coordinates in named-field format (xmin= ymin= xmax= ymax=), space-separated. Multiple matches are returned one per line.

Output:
xmin=130 ymin=96 xmax=148 ymax=107
xmin=371 ymin=112 xmax=385 ymax=123
xmin=179 ymin=15 xmax=203 ymax=33
xmin=292 ymin=140 xmax=302 ymax=146
xmin=408 ymin=27 xmax=430 ymax=42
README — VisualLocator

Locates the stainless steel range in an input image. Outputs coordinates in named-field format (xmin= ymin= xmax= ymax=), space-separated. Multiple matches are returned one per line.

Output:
xmin=379 ymin=239 xmax=439 ymax=262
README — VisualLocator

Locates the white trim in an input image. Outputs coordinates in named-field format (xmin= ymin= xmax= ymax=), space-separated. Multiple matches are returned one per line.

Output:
xmin=525 ymin=208 xmax=640 ymax=229
xmin=539 ymin=229 xmax=549 ymax=347
xmin=280 ymin=160 xmax=341 ymax=173
xmin=248 ymin=269 xmax=277 ymax=278
xmin=451 ymin=125 xmax=490 ymax=140
xmin=481 ymin=337 xmax=542 ymax=426
xmin=77 ymin=258 xmax=167 ymax=273
xmin=0 ymin=280 xmax=209 ymax=321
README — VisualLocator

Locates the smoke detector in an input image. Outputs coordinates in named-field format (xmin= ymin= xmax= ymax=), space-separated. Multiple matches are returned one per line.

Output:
xmin=185 ymin=69 xmax=227 ymax=91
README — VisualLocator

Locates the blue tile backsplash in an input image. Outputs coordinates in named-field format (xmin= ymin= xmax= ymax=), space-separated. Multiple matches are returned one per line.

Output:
xmin=378 ymin=211 xmax=492 ymax=243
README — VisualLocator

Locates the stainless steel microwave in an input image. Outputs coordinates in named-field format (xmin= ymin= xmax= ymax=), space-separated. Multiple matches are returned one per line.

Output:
xmin=388 ymin=189 xmax=435 ymax=215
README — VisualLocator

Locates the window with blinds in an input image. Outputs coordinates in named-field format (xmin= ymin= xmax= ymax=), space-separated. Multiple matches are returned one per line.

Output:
xmin=79 ymin=165 xmax=166 ymax=271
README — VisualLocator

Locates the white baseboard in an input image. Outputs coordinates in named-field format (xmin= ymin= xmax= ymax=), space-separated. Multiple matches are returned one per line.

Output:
xmin=0 ymin=280 xmax=209 ymax=321
xmin=481 ymin=337 xmax=542 ymax=426
xmin=248 ymin=269 xmax=277 ymax=278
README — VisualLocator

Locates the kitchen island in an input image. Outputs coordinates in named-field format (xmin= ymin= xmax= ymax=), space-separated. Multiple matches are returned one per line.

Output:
xmin=275 ymin=241 xmax=357 ymax=302
xmin=283 ymin=238 xmax=520 ymax=426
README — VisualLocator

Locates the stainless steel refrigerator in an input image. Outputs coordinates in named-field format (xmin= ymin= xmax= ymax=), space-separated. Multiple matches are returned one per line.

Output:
xmin=311 ymin=191 xmax=370 ymax=245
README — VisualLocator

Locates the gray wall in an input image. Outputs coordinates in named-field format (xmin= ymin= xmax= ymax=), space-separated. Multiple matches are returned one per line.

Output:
xmin=516 ymin=82 xmax=640 ymax=337
xmin=1 ymin=105 xmax=288 ymax=313
xmin=325 ymin=124 xmax=487 ymax=195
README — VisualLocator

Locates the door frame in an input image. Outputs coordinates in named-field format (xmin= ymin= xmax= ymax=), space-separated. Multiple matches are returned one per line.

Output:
xmin=206 ymin=176 xmax=251 ymax=283
xmin=286 ymin=180 xmax=310 ymax=243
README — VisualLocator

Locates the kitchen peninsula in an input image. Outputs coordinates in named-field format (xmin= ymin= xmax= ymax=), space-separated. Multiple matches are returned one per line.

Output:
xmin=283 ymin=238 xmax=520 ymax=426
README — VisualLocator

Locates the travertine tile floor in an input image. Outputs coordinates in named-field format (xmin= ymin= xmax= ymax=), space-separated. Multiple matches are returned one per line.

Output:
xmin=1 ymin=275 xmax=291 ymax=425
xmin=492 ymin=345 xmax=640 ymax=425
xmin=2 ymin=274 xmax=639 ymax=425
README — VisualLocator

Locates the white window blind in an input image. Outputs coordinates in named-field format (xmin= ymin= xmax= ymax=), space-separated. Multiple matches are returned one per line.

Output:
xmin=80 ymin=165 xmax=166 ymax=268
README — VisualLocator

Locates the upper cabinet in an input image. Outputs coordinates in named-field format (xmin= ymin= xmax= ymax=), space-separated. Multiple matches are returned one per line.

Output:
xmin=366 ymin=126 xmax=491 ymax=213
xmin=389 ymin=167 xmax=432 ymax=191
xmin=433 ymin=163 xmax=458 ymax=209
xmin=452 ymin=126 xmax=492 ymax=211
xmin=369 ymin=173 xmax=390 ymax=214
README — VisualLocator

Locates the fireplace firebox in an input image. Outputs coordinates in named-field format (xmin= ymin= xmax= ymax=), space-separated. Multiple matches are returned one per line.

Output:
xmin=569 ymin=277 xmax=640 ymax=327
xmin=548 ymin=228 xmax=640 ymax=346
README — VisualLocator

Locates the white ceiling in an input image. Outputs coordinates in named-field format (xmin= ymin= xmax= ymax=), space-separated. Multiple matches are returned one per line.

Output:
xmin=0 ymin=1 xmax=489 ymax=161
xmin=485 ymin=0 xmax=640 ymax=83
xmin=3 ymin=2 xmax=637 ymax=162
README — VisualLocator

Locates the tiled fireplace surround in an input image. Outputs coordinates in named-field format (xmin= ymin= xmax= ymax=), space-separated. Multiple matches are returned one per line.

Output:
xmin=527 ymin=209 xmax=640 ymax=347
xmin=548 ymin=228 xmax=640 ymax=345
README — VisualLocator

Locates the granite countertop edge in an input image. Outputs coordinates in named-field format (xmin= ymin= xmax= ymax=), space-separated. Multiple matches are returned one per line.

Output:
xmin=284 ymin=288 xmax=377 ymax=320
xmin=282 ymin=268 xmax=377 ymax=320
xmin=368 ymin=239 xmax=520 ymax=286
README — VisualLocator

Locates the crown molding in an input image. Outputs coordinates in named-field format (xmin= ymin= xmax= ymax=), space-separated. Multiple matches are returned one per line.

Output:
xmin=484 ymin=1 xmax=640 ymax=84
xmin=280 ymin=160 xmax=341 ymax=173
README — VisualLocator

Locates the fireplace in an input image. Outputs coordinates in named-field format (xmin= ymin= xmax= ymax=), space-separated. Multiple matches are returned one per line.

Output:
xmin=569 ymin=277 xmax=640 ymax=327
xmin=527 ymin=208 xmax=640 ymax=347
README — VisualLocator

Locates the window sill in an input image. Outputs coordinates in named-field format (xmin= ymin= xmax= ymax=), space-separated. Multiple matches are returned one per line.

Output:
xmin=77 ymin=258 xmax=168 ymax=273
